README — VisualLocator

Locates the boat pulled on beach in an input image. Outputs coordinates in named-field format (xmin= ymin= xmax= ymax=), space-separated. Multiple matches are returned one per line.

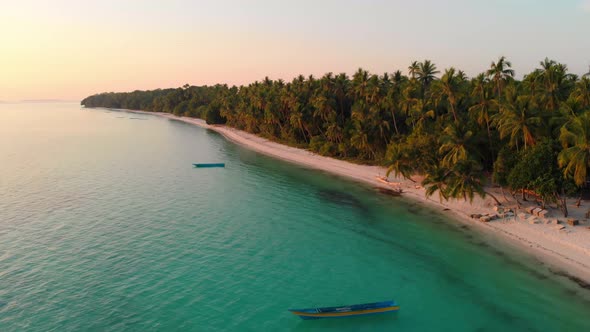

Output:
xmin=288 ymin=300 xmax=399 ymax=320
xmin=375 ymin=176 xmax=401 ymax=186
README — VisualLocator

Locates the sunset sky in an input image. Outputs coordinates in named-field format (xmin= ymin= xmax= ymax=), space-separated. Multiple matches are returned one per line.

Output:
xmin=1 ymin=0 xmax=589 ymax=101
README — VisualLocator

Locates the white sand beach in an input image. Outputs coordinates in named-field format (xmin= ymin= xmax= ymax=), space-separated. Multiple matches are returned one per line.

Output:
xmin=122 ymin=109 xmax=590 ymax=284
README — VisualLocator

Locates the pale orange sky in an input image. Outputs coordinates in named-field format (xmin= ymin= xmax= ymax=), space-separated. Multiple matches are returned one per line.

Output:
xmin=1 ymin=0 xmax=589 ymax=101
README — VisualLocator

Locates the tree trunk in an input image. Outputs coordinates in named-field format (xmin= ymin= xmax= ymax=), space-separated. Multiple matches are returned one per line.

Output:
xmin=484 ymin=191 xmax=502 ymax=206
xmin=301 ymin=122 xmax=312 ymax=144
xmin=486 ymin=119 xmax=495 ymax=163
xmin=450 ymin=102 xmax=458 ymax=123
xmin=391 ymin=109 xmax=400 ymax=136
xmin=510 ymin=190 xmax=522 ymax=208
xmin=557 ymin=190 xmax=568 ymax=217
xmin=500 ymin=186 xmax=510 ymax=202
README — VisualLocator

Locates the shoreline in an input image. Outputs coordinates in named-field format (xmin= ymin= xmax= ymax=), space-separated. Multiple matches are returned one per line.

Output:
xmin=109 ymin=108 xmax=590 ymax=286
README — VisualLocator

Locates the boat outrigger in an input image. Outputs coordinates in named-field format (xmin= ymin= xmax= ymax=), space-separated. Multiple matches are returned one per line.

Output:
xmin=288 ymin=300 xmax=399 ymax=320
xmin=193 ymin=163 xmax=225 ymax=168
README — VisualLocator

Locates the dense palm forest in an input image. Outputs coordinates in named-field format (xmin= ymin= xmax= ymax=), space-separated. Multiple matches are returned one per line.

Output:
xmin=81 ymin=57 xmax=590 ymax=216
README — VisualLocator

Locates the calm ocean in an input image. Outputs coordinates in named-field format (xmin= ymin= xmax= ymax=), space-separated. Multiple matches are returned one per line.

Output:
xmin=1 ymin=103 xmax=589 ymax=331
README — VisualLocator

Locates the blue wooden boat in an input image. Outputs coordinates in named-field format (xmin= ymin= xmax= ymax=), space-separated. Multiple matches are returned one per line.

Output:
xmin=193 ymin=163 xmax=225 ymax=168
xmin=288 ymin=300 xmax=399 ymax=320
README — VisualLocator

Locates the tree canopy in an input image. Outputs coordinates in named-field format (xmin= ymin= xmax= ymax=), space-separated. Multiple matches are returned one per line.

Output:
xmin=82 ymin=57 xmax=590 ymax=215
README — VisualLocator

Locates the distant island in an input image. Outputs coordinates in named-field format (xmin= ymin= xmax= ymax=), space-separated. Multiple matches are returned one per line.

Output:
xmin=82 ymin=57 xmax=590 ymax=217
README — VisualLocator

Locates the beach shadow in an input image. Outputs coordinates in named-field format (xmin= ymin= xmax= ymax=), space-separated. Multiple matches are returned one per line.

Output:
xmin=290 ymin=311 xmax=399 ymax=331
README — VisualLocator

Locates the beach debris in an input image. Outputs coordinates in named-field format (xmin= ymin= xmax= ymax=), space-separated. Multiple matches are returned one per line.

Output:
xmin=479 ymin=216 xmax=492 ymax=222
xmin=538 ymin=210 xmax=549 ymax=218
xmin=504 ymin=211 xmax=514 ymax=218
xmin=526 ymin=207 xmax=536 ymax=214
xmin=567 ymin=219 xmax=579 ymax=226
xmin=470 ymin=213 xmax=482 ymax=219
xmin=531 ymin=208 xmax=542 ymax=216
xmin=375 ymin=176 xmax=402 ymax=186
xmin=554 ymin=225 xmax=566 ymax=230
xmin=518 ymin=213 xmax=528 ymax=221
xmin=528 ymin=216 xmax=540 ymax=224
xmin=546 ymin=219 xmax=558 ymax=225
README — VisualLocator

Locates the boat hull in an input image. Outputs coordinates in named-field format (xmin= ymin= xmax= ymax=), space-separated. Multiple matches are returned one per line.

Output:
xmin=289 ymin=300 xmax=399 ymax=320
xmin=193 ymin=163 xmax=225 ymax=168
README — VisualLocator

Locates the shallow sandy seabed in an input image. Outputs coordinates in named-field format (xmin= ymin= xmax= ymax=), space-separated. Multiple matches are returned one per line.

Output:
xmin=115 ymin=109 xmax=590 ymax=286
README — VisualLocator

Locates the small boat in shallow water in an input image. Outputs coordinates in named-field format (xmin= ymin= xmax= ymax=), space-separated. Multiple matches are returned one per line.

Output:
xmin=289 ymin=300 xmax=399 ymax=320
xmin=193 ymin=163 xmax=225 ymax=168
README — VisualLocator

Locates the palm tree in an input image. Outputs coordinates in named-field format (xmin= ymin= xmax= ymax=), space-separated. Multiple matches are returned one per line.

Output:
xmin=384 ymin=70 xmax=409 ymax=136
xmin=383 ymin=86 xmax=401 ymax=136
xmin=436 ymin=67 xmax=464 ymax=122
xmin=558 ymin=112 xmax=590 ymax=186
xmin=350 ymin=119 xmax=375 ymax=159
xmin=325 ymin=122 xmax=343 ymax=145
xmin=445 ymin=159 xmax=501 ymax=205
xmin=438 ymin=123 xmax=475 ymax=167
xmin=522 ymin=69 xmax=542 ymax=97
xmin=365 ymin=74 xmax=381 ymax=104
xmin=407 ymin=100 xmax=435 ymax=132
xmin=311 ymin=74 xmax=338 ymax=124
xmin=536 ymin=58 xmax=574 ymax=112
xmin=416 ymin=60 xmax=439 ymax=100
xmin=351 ymin=68 xmax=370 ymax=101
xmin=493 ymin=88 xmax=542 ymax=151
xmin=571 ymin=77 xmax=590 ymax=109
xmin=386 ymin=142 xmax=415 ymax=181
xmin=486 ymin=56 xmax=514 ymax=99
xmin=392 ymin=70 xmax=405 ymax=83
xmin=422 ymin=165 xmax=450 ymax=203
xmin=333 ymin=73 xmax=350 ymax=120
xmin=408 ymin=61 xmax=419 ymax=79
xmin=456 ymin=70 xmax=468 ymax=81
xmin=289 ymin=109 xmax=309 ymax=143
xmin=469 ymin=73 xmax=497 ymax=160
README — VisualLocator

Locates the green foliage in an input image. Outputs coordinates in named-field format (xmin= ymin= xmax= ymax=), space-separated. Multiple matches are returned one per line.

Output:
xmin=204 ymin=99 xmax=227 ymax=125
xmin=507 ymin=140 xmax=564 ymax=204
xmin=445 ymin=159 xmax=487 ymax=203
xmin=81 ymin=57 xmax=589 ymax=206
xmin=173 ymin=100 xmax=189 ymax=116
xmin=558 ymin=111 xmax=590 ymax=186
xmin=493 ymin=146 xmax=518 ymax=186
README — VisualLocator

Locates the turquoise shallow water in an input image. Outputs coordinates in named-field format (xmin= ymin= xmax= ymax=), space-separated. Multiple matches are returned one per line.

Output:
xmin=1 ymin=103 xmax=590 ymax=331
